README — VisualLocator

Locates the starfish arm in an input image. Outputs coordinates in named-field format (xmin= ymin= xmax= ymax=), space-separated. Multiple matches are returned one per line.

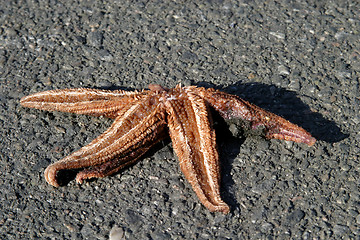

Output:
xmin=20 ymin=88 xmax=149 ymax=119
xmin=44 ymin=96 xmax=167 ymax=187
xmin=165 ymin=92 xmax=230 ymax=214
xmin=201 ymin=89 xmax=316 ymax=146
xmin=75 ymin=126 xmax=168 ymax=184
xmin=75 ymin=109 xmax=168 ymax=183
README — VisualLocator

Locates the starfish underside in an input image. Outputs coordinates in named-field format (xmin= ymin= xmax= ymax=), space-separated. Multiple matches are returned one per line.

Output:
xmin=20 ymin=84 xmax=316 ymax=214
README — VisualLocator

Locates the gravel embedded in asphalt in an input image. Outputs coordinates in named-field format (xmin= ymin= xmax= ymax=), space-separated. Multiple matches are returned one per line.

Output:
xmin=1 ymin=0 xmax=359 ymax=239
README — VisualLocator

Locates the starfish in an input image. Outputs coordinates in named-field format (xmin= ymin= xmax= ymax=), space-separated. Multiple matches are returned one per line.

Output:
xmin=20 ymin=84 xmax=316 ymax=214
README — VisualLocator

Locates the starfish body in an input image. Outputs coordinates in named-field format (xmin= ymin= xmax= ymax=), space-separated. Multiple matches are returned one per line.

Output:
xmin=20 ymin=84 xmax=316 ymax=214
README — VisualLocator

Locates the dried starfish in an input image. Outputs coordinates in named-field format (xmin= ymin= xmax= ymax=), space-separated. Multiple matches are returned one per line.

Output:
xmin=20 ymin=84 xmax=316 ymax=214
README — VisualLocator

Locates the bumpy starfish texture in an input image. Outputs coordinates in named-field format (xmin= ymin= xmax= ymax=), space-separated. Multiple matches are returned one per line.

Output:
xmin=20 ymin=84 xmax=316 ymax=214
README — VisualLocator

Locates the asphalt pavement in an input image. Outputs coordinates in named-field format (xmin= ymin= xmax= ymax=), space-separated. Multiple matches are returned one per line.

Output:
xmin=0 ymin=0 xmax=359 ymax=239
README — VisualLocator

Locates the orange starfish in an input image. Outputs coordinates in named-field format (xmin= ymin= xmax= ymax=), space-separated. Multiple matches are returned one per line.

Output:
xmin=20 ymin=84 xmax=315 ymax=214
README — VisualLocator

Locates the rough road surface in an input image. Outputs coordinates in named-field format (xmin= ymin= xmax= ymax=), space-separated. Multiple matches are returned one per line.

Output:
xmin=1 ymin=1 xmax=359 ymax=239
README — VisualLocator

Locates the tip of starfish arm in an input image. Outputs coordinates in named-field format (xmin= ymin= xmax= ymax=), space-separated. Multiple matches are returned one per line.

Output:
xmin=219 ymin=205 xmax=231 ymax=214
xmin=44 ymin=166 xmax=60 ymax=187
xmin=208 ymin=203 xmax=230 ymax=214
xmin=201 ymin=199 xmax=230 ymax=214
xmin=267 ymin=128 xmax=316 ymax=146
xmin=304 ymin=136 xmax=316 ymax=146
xmin=19 ymin=95 xmax=31 ymax=106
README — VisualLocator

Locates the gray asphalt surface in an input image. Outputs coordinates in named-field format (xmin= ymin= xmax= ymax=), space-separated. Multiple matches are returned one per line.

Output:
xmin=1 ymin=0 xmax=359 ymax=239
